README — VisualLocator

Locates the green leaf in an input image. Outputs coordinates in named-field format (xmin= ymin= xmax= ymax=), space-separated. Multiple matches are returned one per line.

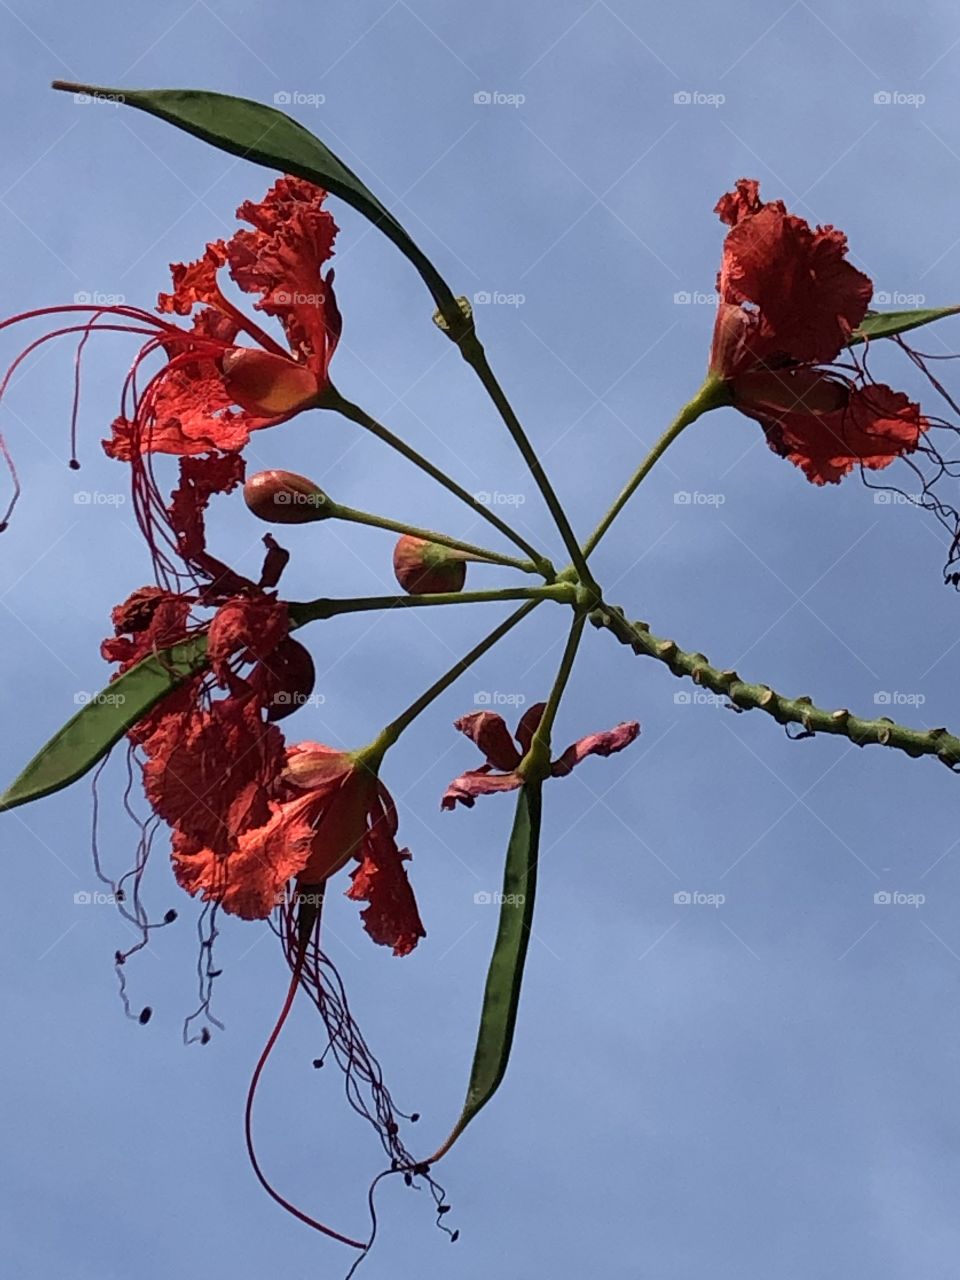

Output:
xmin=430 ymin=782 xmax=543 ymax=1162
xmin=51 ymin=81 xmax=461 ymax=324
xmin=0 ymin=636 xmax=208 ymax=813
xmin=848 ymin=305 xmax=960 ymax=345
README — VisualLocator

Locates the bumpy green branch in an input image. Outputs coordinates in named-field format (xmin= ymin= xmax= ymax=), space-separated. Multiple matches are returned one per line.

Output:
xmin=590 ymin=603 xmax=960 ymax=770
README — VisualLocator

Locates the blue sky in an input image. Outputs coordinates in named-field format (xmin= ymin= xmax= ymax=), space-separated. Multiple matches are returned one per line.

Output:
xmin=4 ymin=2 xmax=960 ymax=1276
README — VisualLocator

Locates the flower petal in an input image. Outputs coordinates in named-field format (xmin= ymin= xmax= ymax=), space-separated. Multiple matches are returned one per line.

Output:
xmin=441 ymin=766 xmax=524 ymax=810
xmin=168 ymin=452 xmax=246 ymax=561
xmin=207 ymin=594 xmax=290 ymax=686
xmin=551 ymin=720 xmax=641 ymax=776
xmin=226 ymin=177 xmax=340 ymax=380
xmin=346 ymin=817 xmax=425 ymax=956
xmin=157 ymin=241 xmax=229 ymax=315
xmin=453 ymin=710 xmax=522 ymax=770
xmin=754 ymin=382 xmax=927 ymax=485
xmin=716 ymin=180 xmax=873 ymax=369
xmin=514 ymin=702 xmax=546 ymax=755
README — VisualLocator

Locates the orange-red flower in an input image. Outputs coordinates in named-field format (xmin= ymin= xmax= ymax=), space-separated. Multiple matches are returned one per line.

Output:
xmin=442 ymin=704 xmax=640 ymax=808
xmin=171 ymin=742 xmax=426 ymax=954
xmin=709 ymin=178 xmax=928 ymax=485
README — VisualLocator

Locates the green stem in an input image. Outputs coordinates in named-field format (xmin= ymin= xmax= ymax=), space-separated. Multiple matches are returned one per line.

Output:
xmin=520 ymin=610 xmax=588 ymax=780
xmin=323 ymin=388 xmax=552 ymax=574
xmin=288 ymin=582 xmax=575 ymax=627
xmin=331 ymin=502 xmax=538 ymax=574
xmin=456 ymin=332 xmax=596 ymax=587
xmin=590 ymin=603 xmax=960 ymax=770
xmin=365 ymin=600 xmax=541 ymax=762
xmin=582 ymin=374 xmax=730 ymax=559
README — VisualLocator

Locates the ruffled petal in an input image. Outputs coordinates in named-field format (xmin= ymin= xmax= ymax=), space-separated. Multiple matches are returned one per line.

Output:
xmin=551 ymin=720 xmax=641 ymax=776
xmin=756 ymin=382 xmax=927 ymax=485
xmin=226 ymin=177 xmax=340 ymax=380
xmin=441 ymin=765 xmax=524 ymax=810
xmin=715 ymin=180 xmax=873 ymax=368
xmin=157 ymin=241 xmax=229 ymax=315
xmin=514 ymin=702 xmax=546 ymax=755
xmin=207 ymin=594 xmax=290 ymax=686
xmin=171 ymin=792 xmax=316 ymax=920
xmin=168 ymin=452 xmax=246 ymax=561
xmin=452 ymin=710 xmax=522 ymax=770
xmin=346 ymin=818 xmax=425 ymax=956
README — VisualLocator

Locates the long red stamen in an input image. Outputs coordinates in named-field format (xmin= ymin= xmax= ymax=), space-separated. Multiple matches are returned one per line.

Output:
xmin=244 ymin=897 xmax=367 ymax=1251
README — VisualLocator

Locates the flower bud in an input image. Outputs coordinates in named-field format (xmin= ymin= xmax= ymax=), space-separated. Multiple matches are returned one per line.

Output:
xmin=393 ymin=535 xmax=467 ymax=595
xmin=251 ymin=636 xmax=317 ymax=721
xmin=220 ymin=347 xmax=322 ymax=416
xmin=244 ymin=470 xmax=332 ymax=524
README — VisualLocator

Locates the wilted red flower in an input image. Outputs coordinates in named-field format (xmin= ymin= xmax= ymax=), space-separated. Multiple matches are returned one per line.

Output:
xmin=171 ymin=741 xmax=425 ymax=954
xmin=393 ymin=534 xmax=467 ymax=595
xmin=709 ymin=178 xmax=928 ymax=484
xmin=442 ymin=704 xmax=640 ymax=808
xmin=0 ymin=176 xmax=340 ymax=531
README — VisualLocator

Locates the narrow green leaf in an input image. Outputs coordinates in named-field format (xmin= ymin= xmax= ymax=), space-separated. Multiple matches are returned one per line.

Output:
xmin=51 ymin=81 xmax=461 ymax=323
xmin=848 ymin=305 xmax=960 ymax=345
xmin=430 ymin=782 xmax=543 ymax=1162
xmin=0 ymin=636 xmax=208 ymax=813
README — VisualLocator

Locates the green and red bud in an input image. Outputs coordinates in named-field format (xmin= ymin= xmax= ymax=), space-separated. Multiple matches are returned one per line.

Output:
xmin=392 ymin=534 xmax=467 ymax=595
xmin=243 ymin=469 xmax=333 ymax=524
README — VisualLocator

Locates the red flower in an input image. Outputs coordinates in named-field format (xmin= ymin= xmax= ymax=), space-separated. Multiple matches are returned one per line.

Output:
xmin=0 ymin=176 xmax=340 ymax=531
xmin=441 ymin=704 xmax=640 ymax=809
xmin=171 ymin=742 xmax=426 ymax=954
xmin=709 ymin=178 xmax=928 ymax=485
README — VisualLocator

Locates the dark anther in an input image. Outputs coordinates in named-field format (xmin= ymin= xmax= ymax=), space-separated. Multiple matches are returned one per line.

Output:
xmin=438 ymin=1204 xmax=451 ymax=1215
xmin=404 ymin=1172 xmax=413 ymax=1187
xmin=450 ymin=1231 xmax=460 ymax=1243
xmin=138 ymin=1007 xmax=152 ymax=1025
xmin=115 ymin=888 xmax=125 ymax=902
xmin=163 ymin=909 xmax=177 ymax=924
xmin=114 ymin=951 xmax=125 ymax=966
xmin=312 ymin=1058 xmax=324 ymax=1069
xmin=199 ymin=1027 xmax=211 ymax=1045
xmin=410 ymin=1112 xmax=420 ymax=1123
xmin=386 ymin=1121 xmax=398 ymax=1135
xmin=68 ymin=459 xmax=81 ymax=471
xmin=413 ymin=1162 xmax=431 ymax=1177
xmin=208 ymin=969 xmax=222 ymax=978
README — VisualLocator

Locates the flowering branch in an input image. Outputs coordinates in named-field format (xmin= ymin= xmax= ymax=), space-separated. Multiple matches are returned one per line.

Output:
xmin=324 ymin=388 xmax=553 ymax=574
xmin=583 ymin=375 xmax=730 ymax=558
xmin=288 ymin=582 xmax=575 ymax=626
xmin=590 ymin=604 xmax=960 ymax=770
